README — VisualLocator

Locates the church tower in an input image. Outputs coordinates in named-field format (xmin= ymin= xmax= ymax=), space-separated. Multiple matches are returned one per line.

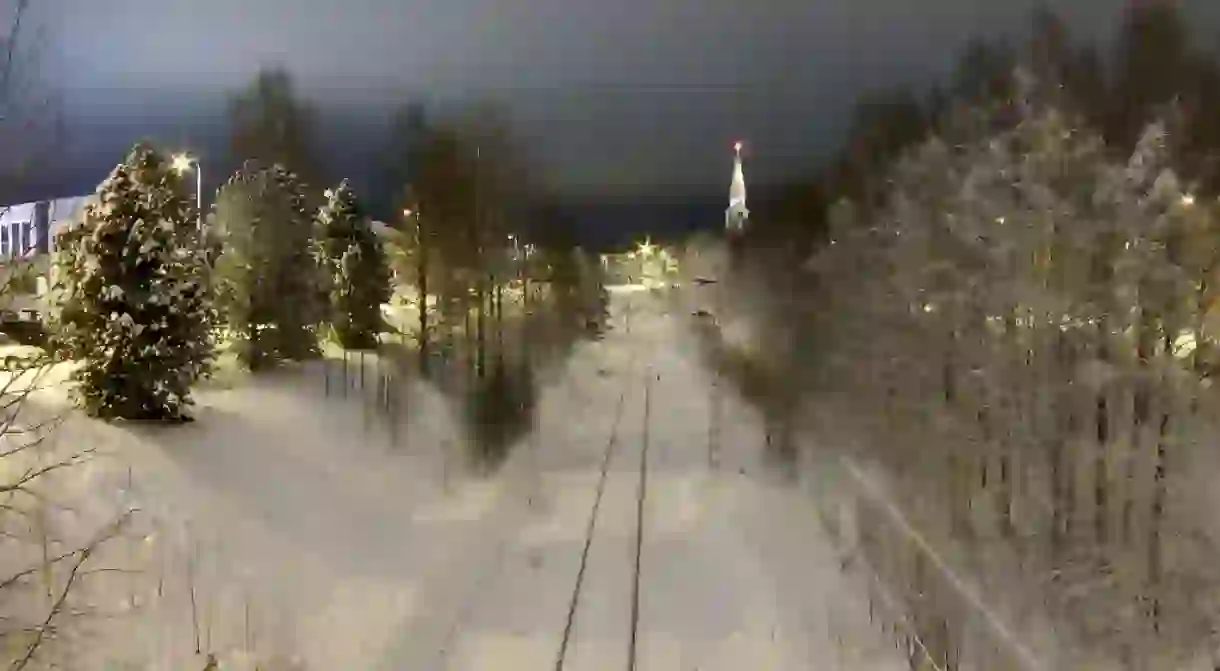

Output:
xmin=725 ymin=140 xmax=749 ymax=237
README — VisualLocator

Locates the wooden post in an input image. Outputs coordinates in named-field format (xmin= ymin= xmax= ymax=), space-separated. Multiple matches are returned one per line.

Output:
xmin=188 ymin=538 xmax=201 ymax=654
xmin=418 ymin=210 xmax=429 ymax=377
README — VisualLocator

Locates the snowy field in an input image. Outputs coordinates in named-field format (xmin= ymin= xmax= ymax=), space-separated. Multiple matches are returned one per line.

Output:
xmin=8 ymin=285 xmax=905 ymax=670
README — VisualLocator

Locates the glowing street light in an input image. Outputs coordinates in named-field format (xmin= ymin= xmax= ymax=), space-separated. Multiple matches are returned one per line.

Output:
xmin=636 ymin=237 xmax=656 ymax=259
xmin=171 ymin=153 xmax=193 ymax=174
xmin=171 ymin=153 xmax=203 ymax=232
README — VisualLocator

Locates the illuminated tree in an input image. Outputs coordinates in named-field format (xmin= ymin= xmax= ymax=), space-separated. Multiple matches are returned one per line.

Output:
xmin=319 ymin=180 xmax=390 ymax=349
xmin=213 ymin=163 xmax=324 ymax=369
xmin=56 ymin=143 xmax=214 ymax=420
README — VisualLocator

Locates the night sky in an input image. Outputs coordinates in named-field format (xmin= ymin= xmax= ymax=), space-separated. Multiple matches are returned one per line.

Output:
xmin=27 ymin=0 xmax=1220 ymax=204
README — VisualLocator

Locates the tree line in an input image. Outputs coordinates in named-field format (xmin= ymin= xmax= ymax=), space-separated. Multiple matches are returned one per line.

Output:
xmin=706 ymin=2 xmax=1220 ymax=667
xmin=45 ymin=67 xmax=605 ymax=424
xmin=757 ymin=1 xmax=1220 ymax=259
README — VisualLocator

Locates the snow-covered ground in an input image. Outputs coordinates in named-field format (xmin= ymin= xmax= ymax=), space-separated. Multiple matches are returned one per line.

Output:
xmin=428 ymin=290 xmax=904 ymax=671
xmin=10 ymin=284 xmax=903 ymax=670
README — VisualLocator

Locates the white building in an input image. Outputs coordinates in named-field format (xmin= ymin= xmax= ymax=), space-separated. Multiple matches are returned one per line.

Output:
xmin=0 ymin=195 xmax=92 ymax=320
xmin=725 ymin=141 xmax=749 ymax=237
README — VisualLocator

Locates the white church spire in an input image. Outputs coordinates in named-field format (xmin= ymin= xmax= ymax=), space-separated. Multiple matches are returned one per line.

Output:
xmin=726 ymin=140 xmax=749 ymax=235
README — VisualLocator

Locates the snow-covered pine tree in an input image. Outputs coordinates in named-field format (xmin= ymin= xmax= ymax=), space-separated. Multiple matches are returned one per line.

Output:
xmin=56 ymin=143 xmax=214 ymax=421
xmin=213 ymin=162 xmax=324 ymax=369
xmin=268 ymin=165 xmax=326 ymax=360
xmin=319 ymin=180 xmax=390 ymax=349
xmin=212 ymin=165 xmax=269 ymax=368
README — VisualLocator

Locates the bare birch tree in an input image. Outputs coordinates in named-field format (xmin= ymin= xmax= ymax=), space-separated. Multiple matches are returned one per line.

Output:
xmin=712 ymin=74 xmax=1220 ymax=667
xmin=0 ymin=3 xmax=134 ymax=668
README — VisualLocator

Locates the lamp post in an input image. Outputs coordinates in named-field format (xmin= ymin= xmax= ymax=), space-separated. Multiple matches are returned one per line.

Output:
xmin=171 ymin=153 xmax=203 ymax=232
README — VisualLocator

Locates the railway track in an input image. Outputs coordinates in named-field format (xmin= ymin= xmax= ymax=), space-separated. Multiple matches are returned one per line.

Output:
xmin=551 ymin=291 xmax=643 ymax=671
xmin=626 ymin=369 xmax=652 ymax=671
xmin=552 ymin=292 xmax=661 ymax=671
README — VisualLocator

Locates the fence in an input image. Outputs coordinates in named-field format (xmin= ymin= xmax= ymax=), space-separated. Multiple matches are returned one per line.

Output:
xmin=313 ymin=285 xmax=607 ymax=479
xmin=802 ymin=443 xmax=1063 ymax=671
xmin=319 ymin=347 xmax=410 ymax=447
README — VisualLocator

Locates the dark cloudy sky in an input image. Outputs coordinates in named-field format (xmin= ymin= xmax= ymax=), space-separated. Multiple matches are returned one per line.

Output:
xmin=27 ymin=0 xmax=1220 ymax=202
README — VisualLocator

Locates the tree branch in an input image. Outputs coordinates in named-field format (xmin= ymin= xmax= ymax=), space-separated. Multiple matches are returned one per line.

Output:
xmin=0 ymin=448 xmax=95 ymax=495
xmin=5 ymin=509 xmax=132 ymax=671
xmin=8 ymin=543 xmax=89 ymax=671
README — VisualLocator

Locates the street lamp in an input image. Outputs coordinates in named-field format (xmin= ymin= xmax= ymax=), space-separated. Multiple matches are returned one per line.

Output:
xmin=171 ymin=153 xmax=203 ymax=232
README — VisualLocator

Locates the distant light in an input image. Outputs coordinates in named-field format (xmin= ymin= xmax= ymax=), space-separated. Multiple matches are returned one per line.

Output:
xmin=403 ymin=209 xmax=413 ymax=217
xmin=171 ymin=153 xmax=194 ymax=174
xmin=1182 ymin=193 xmax=1196 ymax=207
xmin=324 ymin=189 xmax=334 ymax=199
xmin=734 ymin=141 xmax=743 ymax=153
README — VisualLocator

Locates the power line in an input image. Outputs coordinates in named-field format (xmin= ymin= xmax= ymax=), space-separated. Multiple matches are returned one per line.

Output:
xmin=468 ymin=83 xmax=794 ymax=96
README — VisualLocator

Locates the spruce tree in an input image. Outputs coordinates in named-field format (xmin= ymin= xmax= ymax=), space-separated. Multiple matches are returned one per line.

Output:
xmin=213 ymin=162 xmax=324 ymax=369
xmin=56 ymin=144 xmax=214 ymax=421
xmin=211 ymin=166 xmax=271 ymax=368
xmin=268 ymin=165 xmax=326 ymax=360
xmin=319 ymin=181 xmax=390 ymax=349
